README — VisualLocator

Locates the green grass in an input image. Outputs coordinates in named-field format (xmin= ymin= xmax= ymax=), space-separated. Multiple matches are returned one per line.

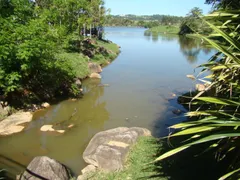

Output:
xmin=57 ymin=39 xmax=119 ymax=79
xmin=146 ymin=25 xmax=180 ymax=34
xmin=56 ymin=52 xmax=90 ymax=79
xmin=97 ymin=40 xmax=120 ymax=54
xmin=88 ymin=136 xmax=168 ymax=180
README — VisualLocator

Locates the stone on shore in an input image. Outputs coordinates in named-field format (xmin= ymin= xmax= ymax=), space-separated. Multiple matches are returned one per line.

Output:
xmin=196 ymin=84 xmax=206 ymax=92
xmin=90 ymin=73 xmax=101 ymax=79
xmin=20 ymin=156 xmax=69 ymax=180
xmin=0 ymin=112 xmax=33 ymax=136
xmin=82 ymin=127 xmax=151 ymax=172
xmin=41 ymin=102 xmax=50 ymax=108
xmin=77 ymin=165 xmax=97 ymax=180
xmin=75 ymin=79 xmax=82 ymax=88
xmin=88 ymin=62 xmax=102 ymax=73
xmin=0 ymin=103 xmax=8 ymax=118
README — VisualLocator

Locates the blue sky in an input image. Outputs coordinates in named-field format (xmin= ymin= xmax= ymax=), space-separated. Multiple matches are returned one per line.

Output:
xmin=104 ymin=0 xmax=212 ymax=16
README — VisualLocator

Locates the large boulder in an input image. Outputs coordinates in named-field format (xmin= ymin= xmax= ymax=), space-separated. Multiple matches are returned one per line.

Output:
xmin=88 ymin=62 xmax=102 ymax=73
xmin=83 ymin=127 xmax=151 ymax=172
xmin=20 ymin=156 xmax=70 ymax=180
xmin=0 ymin=112 xmax=33 ymax=136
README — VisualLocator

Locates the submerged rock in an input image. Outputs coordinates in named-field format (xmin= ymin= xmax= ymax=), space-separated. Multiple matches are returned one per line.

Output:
xmin=20 ymin=156 xmax=70 ymax=180
xmin=186 ymin=74 xmax=196 ymax=80
xmin=40 ymin=125 xmax=65 ymax=134
xmin=172 ymin=109 xmax=183 ymax=115
xmin=0 ymin=112 xmax=32 ymax=136
xmin=82 ymin=127 xmax=151 ymax=172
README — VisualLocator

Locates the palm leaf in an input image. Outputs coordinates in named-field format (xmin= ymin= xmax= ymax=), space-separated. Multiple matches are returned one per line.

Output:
xmin=195 ymin=34 xmax=240 ymax=64
xmin=171 ymin=126 xmax=218 ymax=137
xmin=156 ymin=133 xmax=240 ymax=162
xmin=219 ymin=168 xmax=240 ymax=180
xmin=196 ymin=97 xmax=240 ymax=106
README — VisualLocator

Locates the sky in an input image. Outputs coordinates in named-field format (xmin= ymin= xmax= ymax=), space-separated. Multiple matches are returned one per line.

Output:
xmin=104 ymin=0 xmax=213 ymax=17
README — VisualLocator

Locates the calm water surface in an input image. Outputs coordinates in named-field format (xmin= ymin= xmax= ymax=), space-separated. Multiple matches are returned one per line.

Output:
xmin=0 ymin=27 xmax=214 ymax=176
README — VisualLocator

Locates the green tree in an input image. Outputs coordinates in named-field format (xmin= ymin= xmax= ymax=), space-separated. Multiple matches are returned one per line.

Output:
xmin=179 ymin=7 xmax=211 ymax=35
xmin=205 ymin=0 xmax=240 ymax=9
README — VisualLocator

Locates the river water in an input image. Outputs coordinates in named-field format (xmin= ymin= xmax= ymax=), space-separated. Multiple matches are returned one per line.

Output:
xmin=0 ymin=27 xmax=214 ymax=176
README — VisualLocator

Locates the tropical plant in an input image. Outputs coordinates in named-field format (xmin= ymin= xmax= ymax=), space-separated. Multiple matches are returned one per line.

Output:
xmin=155 ymin=10 xmax=240 ymax=180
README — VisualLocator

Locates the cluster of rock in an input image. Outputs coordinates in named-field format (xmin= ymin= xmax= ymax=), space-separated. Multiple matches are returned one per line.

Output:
xmin=0 ymin=102 xmax=51 ymax=136
xmin=19 ymin=127 xmax=151 ymax=180
xmin=0 ymin=63 xmax=103 ymax=136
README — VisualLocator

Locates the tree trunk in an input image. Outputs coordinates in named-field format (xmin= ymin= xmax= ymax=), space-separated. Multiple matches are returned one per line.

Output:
xmin=90 ymin=24 xmax=92 ymax=39
xmin=83 ymin=24 xmax=86 ymax=37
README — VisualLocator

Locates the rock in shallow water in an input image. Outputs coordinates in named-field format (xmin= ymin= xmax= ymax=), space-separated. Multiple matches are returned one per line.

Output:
xmin=0 ymin=112 xmax=33 ymax=136
xmin=40 ymin=125 xmax=65 ymax=134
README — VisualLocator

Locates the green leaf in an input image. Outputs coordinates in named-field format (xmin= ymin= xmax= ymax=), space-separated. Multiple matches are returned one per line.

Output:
xmin=155 ymin=146 xmax=189 ymax=161
xmin=196 ymin=97 xmax=240 ymax=106
xmin=171 ymin=126 xmax=218 ymax=137
xmin=203 ymin=19 xmax=240 ymax=51
xmin=155 ymin=133 xmax=240 ymax=162
xmin=195 ymin=34 xmax=240 ymax=64
xmin=219 ymin=168 xmax=240 ymax=180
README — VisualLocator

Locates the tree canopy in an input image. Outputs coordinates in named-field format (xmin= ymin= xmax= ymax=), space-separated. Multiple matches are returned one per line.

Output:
xmin=0 ymin=0 xmax=108 ymax=106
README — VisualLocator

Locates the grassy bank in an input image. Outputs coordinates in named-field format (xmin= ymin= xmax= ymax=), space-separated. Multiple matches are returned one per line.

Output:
xmin=88 ymin=136 xmax=167 ymax=180
xmin=146 ymin=25 xmax=180 ymax=34
xmin=57 ymin=39 xmax=120 ymax=79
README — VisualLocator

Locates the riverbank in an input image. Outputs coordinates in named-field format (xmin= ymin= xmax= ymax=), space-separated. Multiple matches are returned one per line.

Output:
xmin=58 ymin=39 xmax=120 ymax=80
xmin=145 ymin=25 xmax=180 ymax=34
xmin=0 ymin=38 xmax=120 ymax=135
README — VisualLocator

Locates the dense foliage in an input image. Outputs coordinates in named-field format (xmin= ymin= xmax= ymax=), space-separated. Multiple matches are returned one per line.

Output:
xmin=205 ymin=0 xmax=240 ymax=9
xmin=156 ymin=2 xmax=240 ymax=180
xmin=0 ymin=0 xmax=108 ymax=106
xmin=105 ymin=14 xmax=184 ymax=28
xmin=179 ymin=7 xmax=212 ymax=35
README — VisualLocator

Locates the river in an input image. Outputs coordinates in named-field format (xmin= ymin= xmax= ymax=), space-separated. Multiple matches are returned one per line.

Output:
xmin=0 ymin=27 xmax=214 ymax=177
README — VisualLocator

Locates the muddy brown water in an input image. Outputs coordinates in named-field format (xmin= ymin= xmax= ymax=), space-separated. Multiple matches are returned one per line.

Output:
xmin=0 ymin=27 xmax=215 ymax=177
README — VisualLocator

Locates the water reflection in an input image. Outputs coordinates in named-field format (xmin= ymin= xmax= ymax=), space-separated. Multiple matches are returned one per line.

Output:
xmin=0 ymin=78 xmax=110 ymax=174
xmin=144 ymin=31 xmax=212 ymax=64
xmin=178 ymin=36 xmax=201 ymax=64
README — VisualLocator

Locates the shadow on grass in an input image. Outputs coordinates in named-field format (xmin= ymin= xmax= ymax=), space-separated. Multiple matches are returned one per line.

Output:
xmin=148 ymin=93 xmax=234 ymax=180
xmin=146 ymin=138 xmax=232 ymax=180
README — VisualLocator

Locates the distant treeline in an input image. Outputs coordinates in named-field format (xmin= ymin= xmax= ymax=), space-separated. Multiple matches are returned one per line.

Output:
xmin=105 ymin=14 xmax=184 ymax=28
